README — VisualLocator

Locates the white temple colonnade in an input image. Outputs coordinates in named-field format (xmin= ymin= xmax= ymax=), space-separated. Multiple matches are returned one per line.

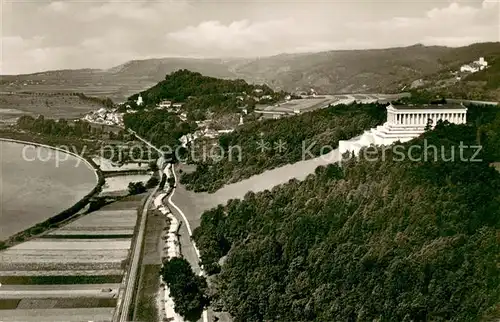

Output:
xmin=339 ymin=103 xmax=468 ymax=155
xmin=387 ymin=108 xmax=467 ymax=126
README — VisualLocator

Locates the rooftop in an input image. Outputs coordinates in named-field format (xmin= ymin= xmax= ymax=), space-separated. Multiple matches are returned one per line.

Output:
xmin=389 ymin=103 xmax=466 ymax=110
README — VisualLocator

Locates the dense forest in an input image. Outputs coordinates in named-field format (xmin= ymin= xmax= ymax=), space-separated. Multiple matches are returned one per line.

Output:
xmin=180 ymin=103 xmax=387 ymax=192
xmin=193 ymin=119 xmax=500 ymax=321
xmin=126 ymin=69 xmax=287 ymax=119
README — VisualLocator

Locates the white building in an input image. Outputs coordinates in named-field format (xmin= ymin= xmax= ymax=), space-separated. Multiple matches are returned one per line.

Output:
xmin=136 ymin=94 xmax=144 ymax=106
xmin=180 ymin=133 xmax=196 ymax=148
xmin=460 ymin=65 xmax=479 ymax=73
xmin=460 ymin=57 xmax=488 ymax=73
xmin=339 ymin=103 xmax=467 ymax=156
xmin=204 ymin=129 xmax=219 ymax=139
xmin=97 ymin=108 xmax=107 ymax=115
xmin=476 ymin=57 xmax=488 ymax=69
xmin=158 ymin=100 xmax=172 ymax=109
xmin=218 ymin=129 xmax=234 ymax=134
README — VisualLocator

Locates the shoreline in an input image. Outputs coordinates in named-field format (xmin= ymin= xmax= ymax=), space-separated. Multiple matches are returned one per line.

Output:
xmin=0 ymin=137 xmax=99 ymax=182
xmin=0 ymin=137 xmax=105 ymax=248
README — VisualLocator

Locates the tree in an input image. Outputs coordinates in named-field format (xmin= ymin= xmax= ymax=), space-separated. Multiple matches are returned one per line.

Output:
xmin=160 ymin=257 xmax=208 ymax=320
xmin=146 ymin=176 xmax=159 ymax=188
xmin=424 ymin=118 xmax=433 ymax=131
xmin=128 ymin=181 xmax=146 ymax=195
xmin=149 ymin=161 xmax=159 ymax=172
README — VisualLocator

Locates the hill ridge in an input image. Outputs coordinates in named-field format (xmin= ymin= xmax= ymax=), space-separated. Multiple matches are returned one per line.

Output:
xmin=1 ymin=42 xmax=499 ymax=101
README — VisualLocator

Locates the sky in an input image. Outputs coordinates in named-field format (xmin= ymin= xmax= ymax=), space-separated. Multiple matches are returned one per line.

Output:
xmin=1 ymin=0 xmax=499 ymax=74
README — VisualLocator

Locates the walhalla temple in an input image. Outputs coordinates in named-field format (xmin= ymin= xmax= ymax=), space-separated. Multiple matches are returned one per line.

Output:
xmin=339 ymin=103 xmax=468 ymax=156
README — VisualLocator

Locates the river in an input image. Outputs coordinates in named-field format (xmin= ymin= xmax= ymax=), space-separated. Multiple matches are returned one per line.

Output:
xmin=0 ymin=141 xmax=97 ymax=240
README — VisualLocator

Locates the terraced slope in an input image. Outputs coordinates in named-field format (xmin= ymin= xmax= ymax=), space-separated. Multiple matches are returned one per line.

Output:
xmin=0 ymin=198 xmax=143 ymax=321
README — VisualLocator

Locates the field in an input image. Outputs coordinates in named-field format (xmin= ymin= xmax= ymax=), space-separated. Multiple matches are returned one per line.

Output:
xmin=0 ymin=92 xmax=105 ymax=122
xmin=0 ymin=193 xmax=146 ymax=321
xmin=256 ymin=96 xmax=338 ymax=114
xmin=100 ymin=174 xmax=151 ymax=196
xmin=0 ymin=76 xmax=157 ymax=102
xmin=133 ymin=196 xmax=167 ymax=322
xmin=0 ymin=307 xmax=115 ymax=321
xmin=0 ymin=107 xmax=26 ymax=125
xmin=134 ymin=264 xmax=161 ymax=322
xmin=256 ymin=93 xmax=409 ymax=116
xmin=93 ymin=157 xmax=150 ymax=172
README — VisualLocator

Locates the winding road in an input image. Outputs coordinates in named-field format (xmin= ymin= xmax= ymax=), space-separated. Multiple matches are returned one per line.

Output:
xmin=167 ymin=165 xmax=208 ymax=322
xmin=125 ymin=129 xmax=208 ymax=322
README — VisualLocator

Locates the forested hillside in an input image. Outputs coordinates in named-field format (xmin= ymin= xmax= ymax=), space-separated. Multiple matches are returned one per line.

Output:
xmin=193 ymin=120 xmax=500 ymax=321
xmin=126 ymin=69 xmax=286 ymax=119
xmin=236 ymin=43 xmax=500 ymax=94
xmin=401 ymin=45 xmax=500 ymax=101
xmin=128 ymin=69 xmax=269 ymax=104
xmin=122 ymin=70 xmax=290 ymax=156
xmin=180 ymin=103 xmax=386 ymax=192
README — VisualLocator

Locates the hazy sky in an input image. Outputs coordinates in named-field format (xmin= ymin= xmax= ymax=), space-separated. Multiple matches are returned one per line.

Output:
xmin=1 ymin=0 xmax=499 ymax=74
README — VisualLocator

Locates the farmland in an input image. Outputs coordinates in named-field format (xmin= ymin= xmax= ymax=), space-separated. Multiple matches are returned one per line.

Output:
xmin=133 ymin=203 xmax=166 ymax=322
xmin=100 ymin=174 xmax=152 ymax=196
xmin=93 ymin=156 xmax=150 ymax=172
xmin=0 ymin=193 xmax=146 ymax=321
xmin=0 ymin=92 xmax=108 ymax=122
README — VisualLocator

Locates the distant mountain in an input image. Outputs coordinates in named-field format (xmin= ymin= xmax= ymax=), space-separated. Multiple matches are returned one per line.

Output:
xmin=106 ymin=57 xmax=242 ymax=79
xmin=402 ymin=44 xmax=500 ymax=101
xmin=1 ymin=43 xmax=499 ymax=101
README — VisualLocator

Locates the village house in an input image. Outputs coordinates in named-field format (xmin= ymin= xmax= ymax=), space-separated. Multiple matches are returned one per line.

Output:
xmin=157 ymin=100 xmax=172 ymax=109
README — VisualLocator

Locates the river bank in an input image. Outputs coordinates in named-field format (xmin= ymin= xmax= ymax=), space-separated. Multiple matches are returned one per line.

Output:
xmin=0 ymin=137 xmax=104 ymax=247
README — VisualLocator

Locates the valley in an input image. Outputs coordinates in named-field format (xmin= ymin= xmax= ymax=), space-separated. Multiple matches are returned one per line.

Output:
xmin=0 ymin=41 xmax=499 ymax=322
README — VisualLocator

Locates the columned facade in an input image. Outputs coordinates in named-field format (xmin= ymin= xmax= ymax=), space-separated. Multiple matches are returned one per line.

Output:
xmin=339 ymin=103 xmax=468 ymax=156
xmin=387 ymin=108 xmax=467 ymax=127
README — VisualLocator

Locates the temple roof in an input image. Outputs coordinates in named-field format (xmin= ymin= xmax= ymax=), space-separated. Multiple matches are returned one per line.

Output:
xmin=388 ymin=103 xmax=466 ymax=110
